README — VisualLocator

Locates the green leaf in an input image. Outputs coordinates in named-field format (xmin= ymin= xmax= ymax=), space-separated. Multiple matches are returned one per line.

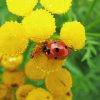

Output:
xmin=19 ymin=40 xmax=36 ymax=70
xmin=87 ymin=59 xmax=96 ymax=68
xmin=86 ymin=79 xmax=98 ymax=94
xmin=64 ymin=61 xmax=83 ymax=77
xmin=84 ymin=0 xmax=99 ymax=24
xmin=25 ymin=78 xmax=45 ymax=87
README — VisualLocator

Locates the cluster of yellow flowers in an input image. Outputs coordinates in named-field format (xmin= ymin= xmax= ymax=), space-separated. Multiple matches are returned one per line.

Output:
xmin=0 ymin=0 xmax=86 ymax=100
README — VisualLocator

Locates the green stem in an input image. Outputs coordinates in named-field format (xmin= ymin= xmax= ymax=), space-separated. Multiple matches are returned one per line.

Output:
xmin=19 ymin=40 xmax=36 ymax=70
xmin=67 ymin=8 xmax=76 ymax=21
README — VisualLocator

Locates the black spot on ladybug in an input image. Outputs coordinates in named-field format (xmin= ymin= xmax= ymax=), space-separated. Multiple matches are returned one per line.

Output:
xmin=54 ymin=57 xmax=58 ymax=59
xmin=55 ymin=48 xmax=59 ymax=52
xmin=65 ymin=46 xmax=67 ymax=49
xmin=54 ymin=42 xmax=57 ymax=43
xmin=46 ymin=49 xmax=51 ymax=55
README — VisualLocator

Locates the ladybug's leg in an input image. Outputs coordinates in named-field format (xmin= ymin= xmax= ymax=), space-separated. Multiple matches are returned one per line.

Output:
xmin=31 ymin=45 xmax=43 ymax=58
xmin=42 ymin=42 xmax=48 ymax=53
xmin=42 ymin=46 xmax=47 ymax=52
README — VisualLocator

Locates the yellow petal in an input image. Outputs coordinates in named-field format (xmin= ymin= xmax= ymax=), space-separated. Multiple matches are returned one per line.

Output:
xmin=0 ymin=53 xmax=3 ymax=62
xmin=0 ymin=85 xmax=8 ymax=99
xmin=45 ymin=68 xmax=72 ymax=95
xmin=53 ymin=90 xmax=72 ymax=100
xmin=60 ymin=21 xmax=86 ymax=50
xmin=0 ymin=84 xmax=14 ymax=100
xmin=40 ymin=0 xmax=72 ymax=14
xmin=0 ymin=22 xmax=28 ymax=56
xmin=2 ymin=70 xmax=25 ymax=87
xmin=22 ymin=9 xmax=56 ymax=43
xmin=6 ymin=0 xmax=38 ymax=16
xmin=16 ymin=85 xmax=35 ymax=100
xmin=25 ymin=59 xmax=46 ymax=80
xmin=26 ymin=88 xmax=53 ymax=100
xmin=1 ymin=55 xmax=23 ymax=71
xmin=31 ymin=53 xmax=65 ymax=74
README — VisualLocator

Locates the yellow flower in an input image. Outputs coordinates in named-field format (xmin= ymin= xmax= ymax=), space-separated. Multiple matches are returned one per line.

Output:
xmin=25 ymin=59 xmax=46 ymax=80
xmin=24 ymin=43 xmax=65 ymax=80
xmin=1 ymin=55 xmax=23 ymax=71
xmin=16 ymin=85 xmax=35 ymax=100
xmin=26 ymin=88 xmax=53 ymax=100
xmin=0 ymin=53 xmax=3 ymax=62
xmin=22 ymin=9 xmax=56 ymax=43
xmin=60 ymin=21 xmax=86 ymax=50
xmin=40 ymin=0 xmax=72 ymax=14
xmin=0 ymin=22 xmax=28 ymax=56
xmin=25 ymin=56 xmax=72 ymax=96
xmin=6 ymin=0 xmax=38 ymax=16
xmin=0 ymin=84 xmax=14 ymax=100
xmin=0 ymin=84 xmax=8 ymax=99
xmin=31 ymin=53 xmax=65 ymax=74
xmin=53 ymin=90 xmax=72 ymax=100
xmin=45 ymin=68 xmax=72 ymax=95
xmin=2 ymin=70 xmax=25 ymax=87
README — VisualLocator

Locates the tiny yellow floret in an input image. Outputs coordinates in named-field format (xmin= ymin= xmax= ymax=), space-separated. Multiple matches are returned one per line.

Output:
xmin=0 ymin=22 xmax=28 ymax=56
xmin=1 ymin=55 xmax=23 ymax=71
xmin=53 ymin=90 xmax=72 ymax=100
xmin=26 ymin=88 xmax=53 ymax=100
xmin=40 ymin=0 xmax=72 ymax=14
xmin=60 ymin=21 xmax=86 ymax=50
xmin=2 ymin=70 xmax=25 ymax=87
xmin=6 ymin=0 xmax=38 ymax=16
xmin=25 ymin=59 xmax=46 ymax=80
xmin=31 ymin=53 xmax=64 ymax=73
xmin=16 ymin=85 xmax=35 ymax=100
xmin=22 ymin=9 xmax=56 ymax=43
xmin=46 ymin=68 xmax=72 ymax=95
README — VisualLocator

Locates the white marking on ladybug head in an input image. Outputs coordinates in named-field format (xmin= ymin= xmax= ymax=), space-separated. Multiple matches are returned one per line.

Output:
xmin=51 ymin=43 xmax=64 ymax=49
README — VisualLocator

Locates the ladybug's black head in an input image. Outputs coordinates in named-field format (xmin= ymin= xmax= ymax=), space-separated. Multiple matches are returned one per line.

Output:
xmin=42 ymin=44 xmax=51 ymax=55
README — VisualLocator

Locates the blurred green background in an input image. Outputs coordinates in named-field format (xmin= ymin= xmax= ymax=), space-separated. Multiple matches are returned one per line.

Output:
xmin=0 ymin=0 xmax=100 ymax=100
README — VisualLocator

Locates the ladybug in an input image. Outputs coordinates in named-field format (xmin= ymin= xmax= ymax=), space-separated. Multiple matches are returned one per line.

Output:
xmin=43 ymin=41 xmax=70 ymax=59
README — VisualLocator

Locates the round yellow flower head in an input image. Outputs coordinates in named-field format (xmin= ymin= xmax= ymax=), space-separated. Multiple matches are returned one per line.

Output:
xmin=0 ymin=84 xmax=8 ymax=99
xmin=0 ymin=22 xmax=28 ymax=56
xmin=26 ymin=88 xmax=53 ymax=100
xmin=0 ymin=84 xmax=14 ymax=100
xmin=53 ymin=90 xmax=72 ymax=100
xmin=31 ymin=52 xmax=65 ymax=74
xmin=1 ymin=55 xmax=23 ymax=71
xmin=6 ymin=0 xmax=38 ymax=16
xmin=0 ymin=53 xmax=3 ymax=62
xmin=40 ymin=0 xmax=72 ymax=14
xmin=60 ymin=21 xmax=86 ymax=50
xmin=2 ymin=70 xmax=25 ymax=87
xmin=45 ymin=68 xmax=72 ymax=95
xmin=16 ymin=85 xmax=35 ymax=100
xmin=22 ymin=9 xmax=56 ymax=43
xmin=25 ymin=59 xmax=46 ymax=80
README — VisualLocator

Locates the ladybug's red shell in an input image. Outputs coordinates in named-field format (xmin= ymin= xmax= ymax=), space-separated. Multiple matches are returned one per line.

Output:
xmin=45 ymin=41 xmax=70 ymax=59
